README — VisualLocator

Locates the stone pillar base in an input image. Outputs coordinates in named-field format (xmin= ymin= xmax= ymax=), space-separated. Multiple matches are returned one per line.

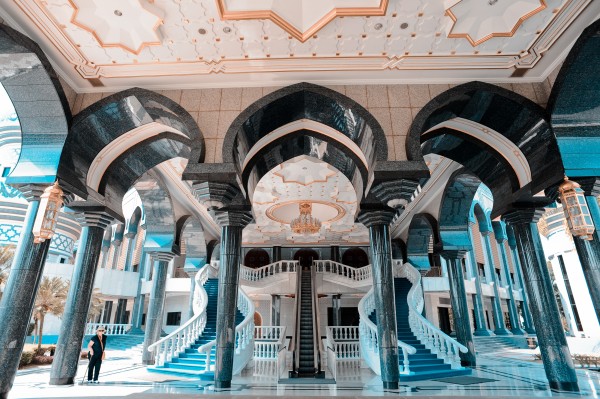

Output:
xmin=550 ymin=381 xmax=580 ymax=392
xmin=382 ymin=381 xmax=399 ymax=390
xmin=473 ymin=328 xmax=494 ymax=336
xmin=494 ymin=328 xmax=512 ymax=336
xmin=511 ymin=327 xmax=526 ymax=335
xmin=215 ymin=381 xmax=232 ymax=389
xmin=49 ymin=377 xmax=74 ymax=385
xmin=525 ymin=327 xmax=536 ymax=334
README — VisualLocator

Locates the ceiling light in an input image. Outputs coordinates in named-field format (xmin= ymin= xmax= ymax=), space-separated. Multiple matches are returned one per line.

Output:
xmin=198 ymin=28 xmax=207 ymax=35
xmin=114 ymin=10 xmax=123 ymax=16
xmin=223 ymin=27 xmax=232 ymax=33
xmin=291 ymin=202 xmax=321 ymax=235
xmin=374 ymin=23 xmax=383 ymax=30
xmin=400 ymin=22 xmax=409 ymax=29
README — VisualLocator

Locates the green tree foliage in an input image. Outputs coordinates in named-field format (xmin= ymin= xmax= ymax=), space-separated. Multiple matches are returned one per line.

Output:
xmin=33 ymin=277 xmax=69 ymax=350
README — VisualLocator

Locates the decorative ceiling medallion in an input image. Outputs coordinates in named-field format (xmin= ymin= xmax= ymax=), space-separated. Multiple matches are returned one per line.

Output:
xmin=446 ymin=0 xmax=546 ymax=46
xmin=266 ymin=200 xmax=346 ymax=225
xmin=216 ymin=0 xmax=389 ymax=42
xmin=274 ymin=157 xmax=336 ymax=185
xmin=69 ymin=0 xmax=163 ymax=54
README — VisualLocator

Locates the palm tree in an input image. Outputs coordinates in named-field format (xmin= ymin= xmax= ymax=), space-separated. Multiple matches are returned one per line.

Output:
xmin=0 ymin=245 xmax=15 ymax=299
xmin=33 ymin=276 xmax=69 ymax=350
xmin=87 ymin=288 xmax=104 ymax=323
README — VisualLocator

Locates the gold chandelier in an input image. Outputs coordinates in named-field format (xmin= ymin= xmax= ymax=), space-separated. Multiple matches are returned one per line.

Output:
xmin=290 ymin=202 xmax=321 ymax=235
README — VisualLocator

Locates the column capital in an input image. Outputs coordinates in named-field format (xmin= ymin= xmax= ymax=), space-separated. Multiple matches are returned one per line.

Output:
xmin=440 ymin=250 xmax=468 ymax=260
xmin=369 ymin=179 xmax=420 ymax=210
xmin=212 ymin=209 xmax=254 ymax=228
xmin=503 ymin=208 xmax=546 ymax=225
xmin=192 ymin=181 xmax=241 ymax=210
xmin=491 ymin=220 xmax=508 ymax=243
xmin=73 ymin=211 xmax=114 ymax=229
xmin=149 ymin=252 xmax=177 ymax=262
xmin=357 ymin=208 xmax=396 ymax=227
xmin=575 ymin=177 xmax=600 ymax=197
xmin=11 ymin=183 xmax=47 ymax=202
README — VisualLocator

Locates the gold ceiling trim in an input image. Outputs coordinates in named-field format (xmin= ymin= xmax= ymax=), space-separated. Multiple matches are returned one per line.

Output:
xmin=446 ymin=0 xmax=547 ymax=47
xmin=216 ymin=0 xmax=389 ymax=43
xmin=265 ymin=200 xmax=346 ymax=225
xmin=68 ymin=0 xmax=163 ymax=55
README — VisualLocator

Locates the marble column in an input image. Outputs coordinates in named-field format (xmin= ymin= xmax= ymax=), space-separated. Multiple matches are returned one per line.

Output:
xmin=506 ymin=228 xmax=535 ymax=334
xmin=332 ymin=294 xmax=342 ymax=326
xmin=271 ymin=294 xmax=281 ymax=326
xmin=129 ymin=250 xmax=148 ymax=335
xmin=505 ymin=209 xmax=578 ymax=392
xmin=123 ymin=232 xmax=137 ymax=272
xmin=358 ymin=210 xmax=399 ymax=390
xmin=213 ymin=211 xmax=252 ymax=388
xmin=49 ymin=211 xmax=113 ymax=385
xmin=467 ymin=226 xmax=492 ymax=336
xmin=272 ymin=246 xmax=282 ymax=263
xmin=187 ymin=271 xmax=196 ymax=319
xmin=571 ymin=193 xmax=600 ymax=324
xmin=492 ymin=221 xmax=525 ymax=335
xmin=0 ymin=185 xmax=50 ymax=399
xmin=142 ymin=254 xmax=174 ymax=365
xmin=331 ymin=245 xmax=341 ymax=263
xmin=480 ymin=231 xmax=511 ymax=335
xmin=441 ymin=250 xmax=476 ymax=366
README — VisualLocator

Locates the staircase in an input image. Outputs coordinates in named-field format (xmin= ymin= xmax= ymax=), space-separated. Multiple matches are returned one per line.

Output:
xmin=368 ymin=278 xmax=470 ymax=381
xmin=473 ymin=335 xmax=534 ymax=354
xmin=148 ymin=279 xmax=244 ymax=377
xmin=297 ymin=269 xmax=317 ymax=376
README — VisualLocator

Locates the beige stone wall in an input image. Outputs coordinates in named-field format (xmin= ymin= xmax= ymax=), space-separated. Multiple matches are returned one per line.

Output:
xmin=65 ymin=65 xmax=563 ymax=165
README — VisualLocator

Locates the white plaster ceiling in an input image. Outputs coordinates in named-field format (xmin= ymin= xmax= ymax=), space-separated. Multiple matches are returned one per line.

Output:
xmin=1 ymin=0 xmax=598 ymax=90
xmin=244 ymin=155 xmax=369 ymax=246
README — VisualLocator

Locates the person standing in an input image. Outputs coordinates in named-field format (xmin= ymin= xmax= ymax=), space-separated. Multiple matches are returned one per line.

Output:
xmin=86 ymin=326 xmax=107 ymax=383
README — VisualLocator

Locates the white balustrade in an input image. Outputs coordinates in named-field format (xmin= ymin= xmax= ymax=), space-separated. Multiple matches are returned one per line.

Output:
xmin=147 ymin=265 xmax=210 ymax=366
xmin=358 ymin=287 xmax=416 ymax=375
xmin=85 ymin=323 xmax=131 ymax=335
xmin=328 ymin=326 xmax=360 ymax=341
xmin=253 ymin=326 xmax=287 ymax=378
xmin=198 ymin=286 xmax=255 ymax=375
xmin=397 ymin=261 xmax=468 ymax=369
xmin=239 ymin=260 xmax=298 ymax=281
xmin=314 ymin=260 xmax=372 ymax=282
xmin=326 ymin=326 xmax=360 ymax=380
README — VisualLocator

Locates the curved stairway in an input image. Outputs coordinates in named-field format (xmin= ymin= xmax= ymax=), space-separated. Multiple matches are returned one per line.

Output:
xmin=148 ymin=279 xmax=244 ymax=377
xmin=369 ymin=277 xmax=471 ymax=381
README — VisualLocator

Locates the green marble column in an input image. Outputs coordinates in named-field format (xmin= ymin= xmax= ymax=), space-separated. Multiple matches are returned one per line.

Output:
xmin=480 ymin=231 xmax=511 ymax=335
xmin=467 ymin=224 xmax=492 ymax=336
xmin=505 ymin=209 xmax=578 ymax=392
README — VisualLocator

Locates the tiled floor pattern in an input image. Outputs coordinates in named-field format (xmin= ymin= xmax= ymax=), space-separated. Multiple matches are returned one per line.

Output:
xmin=9 ymin=348 xmax=600 ymax=399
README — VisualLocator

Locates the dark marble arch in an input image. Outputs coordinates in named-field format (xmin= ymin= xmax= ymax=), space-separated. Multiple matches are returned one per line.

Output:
xmin=406 ymin=213 xmax=440 ymax=271
xmin=408 ymin=81 xmax=563 ymax=217
xmin=547 ymin=19 xmax=600 ymax=178
xmin=0 ymin=23 xmax=71 ymax=185
xmin=58 ymin=88 xmax=204 ymax=217
xmin=217 ymin=83 xmax=387 ymax=200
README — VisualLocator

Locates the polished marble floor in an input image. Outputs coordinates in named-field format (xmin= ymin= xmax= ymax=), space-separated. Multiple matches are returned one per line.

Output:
xmin=9 ymin=347 xmax=600 ymax=399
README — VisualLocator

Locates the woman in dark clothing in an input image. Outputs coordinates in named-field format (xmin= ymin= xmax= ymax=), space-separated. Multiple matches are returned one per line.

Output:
xmin=86 ymin=326 xmax=107 ymax=383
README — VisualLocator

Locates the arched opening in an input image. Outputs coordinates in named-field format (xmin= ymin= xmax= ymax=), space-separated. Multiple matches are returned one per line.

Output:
xmin=244 ymin=249 xmax=270 ymax=268
xmin=294 ymin=249 xmax=319 ymax=268
xmin=341 ymin=248 xmax=369 ymax=268
xmin=254 ymin=311 xmax=263 ymax=327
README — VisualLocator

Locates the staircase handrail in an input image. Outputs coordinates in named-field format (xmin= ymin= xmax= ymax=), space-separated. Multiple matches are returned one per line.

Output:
xmin=290 ymin=264 xmax=302 ymax=372
xmin=198 ymin=285 xmax=255 ymax=374
xmin=326 ymin=326 xmax=360 ymax=380
xmin=85 ymin=323 xmax=131 ymax=335
xmin=314 ymin=260 xmax=372 ymax=282
xmin=148 ymin=264 xmax=210 ymax=366
xmin=239 ymin=260 xmax=298 ymax=281
xmin=310 ymin=264 xmax=324 ymax=373
xmin=254 ymin=326 xmax=287 ymax=359
xmin=399 ymin=261 xmax=467 ymax=368
xmin=358 ymin=287 xmax=416 ymax=375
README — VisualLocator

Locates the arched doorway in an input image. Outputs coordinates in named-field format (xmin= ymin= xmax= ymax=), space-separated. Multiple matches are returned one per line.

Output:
xmin=254 ymin=312 xmax=263 ymax=327
xmin=244 ymin=249 xmax=270 ymax=268
xmin=294 ymin=249 xmax=319 ymax=268
xmin=341 ymin=248 xmax=369 ymax=268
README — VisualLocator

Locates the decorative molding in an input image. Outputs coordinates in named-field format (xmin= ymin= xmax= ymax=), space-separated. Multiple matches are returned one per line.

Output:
xmin=265 ymin=200 xmax=346 ymax=224
xmin=216 ymin=0 xmax=388 ymax=43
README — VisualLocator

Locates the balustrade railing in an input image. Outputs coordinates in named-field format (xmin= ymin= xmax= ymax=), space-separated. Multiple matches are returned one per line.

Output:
xmin=85 ymin=323 xmax=131 ymax=335
xmin=314 ymin=260 xmax=372 ymax=282
xmin=198 ymin=286 xmax=255 ymax=375
xmin=239 ymin=260 xmax=298 ymax=281
xmin=358 ymin=287 xmax=415 ymax=375
xmin=398 ymin=262 xmax=467 ymax=369
xmin=147 ymin=265 xmax=210 ymax=366
xmin=326 ymin=326 xmax=360 ymax=380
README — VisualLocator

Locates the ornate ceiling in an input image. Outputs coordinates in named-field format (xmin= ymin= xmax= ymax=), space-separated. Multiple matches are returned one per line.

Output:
xmin=244 ymin=155 xmax=369 ymax=246
xmin=1 ymin=0 xmax=598 ymax=90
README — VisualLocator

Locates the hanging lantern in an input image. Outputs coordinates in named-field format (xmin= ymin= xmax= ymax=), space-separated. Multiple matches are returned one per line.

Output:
xmin=558 ymin=176 xmax=595 ymax=240
xmin=32 ymin=181 xmax=64 ymax=244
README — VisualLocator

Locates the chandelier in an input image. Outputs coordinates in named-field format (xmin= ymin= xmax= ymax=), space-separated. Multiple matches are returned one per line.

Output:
xmin=290 ymin=202 xmax=322 ymax=235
